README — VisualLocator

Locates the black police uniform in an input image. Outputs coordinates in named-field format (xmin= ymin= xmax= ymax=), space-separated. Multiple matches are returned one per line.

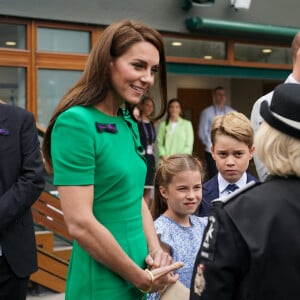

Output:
xmin=190 ymin=176 xmax=300 ymax=300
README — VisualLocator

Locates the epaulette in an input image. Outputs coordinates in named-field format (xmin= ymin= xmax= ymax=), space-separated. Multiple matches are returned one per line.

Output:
xmin=212 ymin=180 xmax=259 ymax=205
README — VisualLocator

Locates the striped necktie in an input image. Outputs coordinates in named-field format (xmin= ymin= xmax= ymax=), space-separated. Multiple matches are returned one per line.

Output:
xmin=226 ymin=184 xmax=239 ymax=194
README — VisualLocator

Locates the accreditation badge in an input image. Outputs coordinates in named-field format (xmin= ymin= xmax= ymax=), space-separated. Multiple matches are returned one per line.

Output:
xmin=146 ymin=144 xmax=153 ymax=154
xmin=194 ymin=263 xmax=206 ymax=296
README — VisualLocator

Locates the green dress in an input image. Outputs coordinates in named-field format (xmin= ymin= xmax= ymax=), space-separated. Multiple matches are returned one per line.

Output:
xmin=51 ymin=106 xmax=147 ymax=300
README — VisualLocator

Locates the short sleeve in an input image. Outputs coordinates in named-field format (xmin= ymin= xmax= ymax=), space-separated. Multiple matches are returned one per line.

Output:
xmin=51 ymin=108 xmax=95 ymax=186
xmin=154 ymin=217 xmax=175 ymax=254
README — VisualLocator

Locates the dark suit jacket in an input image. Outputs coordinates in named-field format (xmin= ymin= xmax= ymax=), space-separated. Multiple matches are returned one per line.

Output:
xmin=197 ymin=172 xmax=258 ymax=217
xmin=0 ymin=104 xmax=45 ymax=278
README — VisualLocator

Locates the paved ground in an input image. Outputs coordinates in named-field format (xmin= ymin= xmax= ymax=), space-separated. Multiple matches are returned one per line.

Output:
xmin=27 ymin=293 xmax=65 ymax=300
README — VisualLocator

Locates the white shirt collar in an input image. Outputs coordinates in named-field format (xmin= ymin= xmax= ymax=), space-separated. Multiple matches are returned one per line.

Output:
xmin=286 ymin=74 xmax=300 ymax=84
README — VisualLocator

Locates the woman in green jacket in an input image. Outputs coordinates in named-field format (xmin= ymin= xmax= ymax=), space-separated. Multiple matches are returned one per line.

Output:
xmin=157 ymin=98 xmax=194 ymax=161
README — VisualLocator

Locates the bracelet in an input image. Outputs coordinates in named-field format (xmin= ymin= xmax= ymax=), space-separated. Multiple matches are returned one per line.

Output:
xmin=139 ymin=269 xmax=154 ymax=293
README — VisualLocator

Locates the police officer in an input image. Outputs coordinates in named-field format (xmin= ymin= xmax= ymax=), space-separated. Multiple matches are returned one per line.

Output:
xmin=190 ymin=83 xmax=300 ymax=300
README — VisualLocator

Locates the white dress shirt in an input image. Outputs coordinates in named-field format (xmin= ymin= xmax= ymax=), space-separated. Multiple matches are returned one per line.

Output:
xmin=218 ymin=172 xmax=247 ymax=197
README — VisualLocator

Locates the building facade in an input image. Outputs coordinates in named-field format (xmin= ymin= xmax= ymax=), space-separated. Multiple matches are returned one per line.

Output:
xmin=0 ymin=0 xmax=299 ymax=159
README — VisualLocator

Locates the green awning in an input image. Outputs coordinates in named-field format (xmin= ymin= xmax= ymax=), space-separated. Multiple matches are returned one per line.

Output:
xmin=185 ymin=17 xmax=300 ymax=43
xmin=167 ymin=63 xmax=289 ymax=80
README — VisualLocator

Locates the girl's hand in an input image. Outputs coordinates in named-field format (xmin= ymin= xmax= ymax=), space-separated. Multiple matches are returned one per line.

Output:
xmin=145 ymin=248 xmax=172 ymax=269
xmin=139 ymin=261 xmax=184 ymax=293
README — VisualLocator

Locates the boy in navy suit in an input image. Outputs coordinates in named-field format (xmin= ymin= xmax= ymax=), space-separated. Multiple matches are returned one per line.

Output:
xmin=197 ymin=111 xmax=258 ymax=217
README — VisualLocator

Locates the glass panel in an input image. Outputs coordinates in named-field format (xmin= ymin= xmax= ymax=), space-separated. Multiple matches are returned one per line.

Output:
xmin=0 ymin=67 xmax=26 ymax=107
xmin=38 ymin=69 xmax=82 ymax=127
xmin=234 ymin=43 xmax=292 ymax=64
xmin=164 ymin=37 xmax=225 ymax=60
xmin=38 ymin=27 xmax=90 ymax=53
xmin=0 ymin=23 xmax=26 ymax=49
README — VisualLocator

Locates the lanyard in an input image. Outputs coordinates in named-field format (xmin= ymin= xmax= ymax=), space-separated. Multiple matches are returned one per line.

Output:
xmin=141 ymin=121 xmax=156 ymax=144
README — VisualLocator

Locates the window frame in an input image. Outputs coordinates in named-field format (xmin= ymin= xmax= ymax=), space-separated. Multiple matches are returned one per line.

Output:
xmin=0 ymin=16 xmax=292 ymax=121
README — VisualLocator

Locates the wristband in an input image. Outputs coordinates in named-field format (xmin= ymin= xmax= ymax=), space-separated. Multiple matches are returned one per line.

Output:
xmin=139 ymin=269 xmax=154 ymax=293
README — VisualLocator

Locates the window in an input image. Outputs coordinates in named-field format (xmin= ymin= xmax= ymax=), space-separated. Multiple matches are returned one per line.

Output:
xmin=164 ymin=37 xmax=226 ymax=60
xmin=0 ymin=67 xmax=26 ymax=107
xmin=37 ymin=27 xmax=91 ymax=53
xmin=0 ymin=23 xmax=26 ymax=49
xmin=38 ymin=69 xmax=82 ymax=127
xmin=234 ymin=43 xmax=292 ymax=64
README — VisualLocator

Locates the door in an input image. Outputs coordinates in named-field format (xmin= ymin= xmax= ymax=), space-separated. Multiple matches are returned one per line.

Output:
xmin=177 ymin=88 xmax=212 ymax=162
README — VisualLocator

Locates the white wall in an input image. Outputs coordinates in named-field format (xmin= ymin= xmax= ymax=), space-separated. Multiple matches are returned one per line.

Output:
xmin=167 ymin=74 xmax=232 ymax=102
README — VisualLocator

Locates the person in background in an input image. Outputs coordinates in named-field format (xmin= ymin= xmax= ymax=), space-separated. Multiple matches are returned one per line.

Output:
xmin=138 ymin=95 xmax=157 ymax=207
xmin=157 ymin=98 xmax=194 ymax=161
xmin=190 ymin=83 xmax=300 ymax=300
xmin=42 ymin=20 xmax=183 ymax=300
xmin=250 ymin=31 xmax=300 ymax=181
xmin=0 ymin=102 xmax=45 ymax=300
xmin=198 ymin=86 xmax=234 ymax=181
xmin=197 ymin=111 xmax=258 ymax=217
xmin=149 ymin=154 xmax=208 ymax=299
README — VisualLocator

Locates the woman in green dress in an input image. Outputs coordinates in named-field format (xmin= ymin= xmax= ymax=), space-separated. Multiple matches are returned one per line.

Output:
xmin=42 ymin=20 xmax=183 ymax=300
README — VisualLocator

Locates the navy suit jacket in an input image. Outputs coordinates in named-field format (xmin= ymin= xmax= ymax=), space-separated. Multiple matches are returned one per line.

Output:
xmin=0 ymin=104 xmax=45 ymax=277
xmin=197 ymin=172 xmax=258 ymax=217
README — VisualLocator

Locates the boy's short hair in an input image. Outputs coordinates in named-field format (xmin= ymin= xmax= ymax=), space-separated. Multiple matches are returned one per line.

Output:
xmin=211 ymin=111 xmax=253 ymax=148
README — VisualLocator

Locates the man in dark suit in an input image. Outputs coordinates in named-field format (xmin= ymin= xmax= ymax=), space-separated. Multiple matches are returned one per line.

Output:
xmin=0 ymin=102 xmax=45 ymax=300
xmin=197 ymin=111 xmax=258 ymax=217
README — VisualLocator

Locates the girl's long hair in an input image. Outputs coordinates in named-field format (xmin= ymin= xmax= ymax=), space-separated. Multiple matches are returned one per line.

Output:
xmin=151 ymin=153 xmax=204 ymax=220
xmin=165 ymin=98 xmax=183 ymax=125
